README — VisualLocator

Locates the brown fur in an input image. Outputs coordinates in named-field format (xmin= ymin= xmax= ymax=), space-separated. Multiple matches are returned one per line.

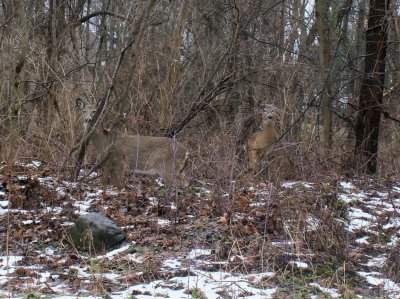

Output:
xmin=246 ymin=110 xmax=277 ymax=175
xmin=76 ymin=99 xmax=190 ymax=188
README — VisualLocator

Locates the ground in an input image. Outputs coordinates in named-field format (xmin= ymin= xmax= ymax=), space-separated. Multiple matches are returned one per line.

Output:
xmin=1 ymin=161 xmax=400 ymax=298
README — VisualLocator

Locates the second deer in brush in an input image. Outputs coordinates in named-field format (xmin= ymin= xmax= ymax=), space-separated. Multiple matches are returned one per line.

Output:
xmin=245 ymin=109 xmax=277 ymax=177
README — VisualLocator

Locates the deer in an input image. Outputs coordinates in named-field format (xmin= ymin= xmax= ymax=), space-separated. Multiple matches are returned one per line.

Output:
xmin=245 ymin=108 xmax=277 ymax=177
xmin=75 ymin=98 xmax=190 ymax=188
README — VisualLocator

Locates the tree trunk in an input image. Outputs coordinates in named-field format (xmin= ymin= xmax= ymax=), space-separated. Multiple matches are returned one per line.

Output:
xmin=354 ymin=0 xmax=390 ymax=174
xmin=316 ymin=0 xmax=333 ymax=148
xmin=7 ymin=0 xmax=30 ymax=161
xmin=161 ymin=0 xmax=192 ymax=125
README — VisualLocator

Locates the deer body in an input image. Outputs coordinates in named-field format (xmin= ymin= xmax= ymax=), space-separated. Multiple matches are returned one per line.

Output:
xmin=76 ymin=99 xmax=189 ymax=187
xmin=246 ymin=111 xmax=277 ymax=175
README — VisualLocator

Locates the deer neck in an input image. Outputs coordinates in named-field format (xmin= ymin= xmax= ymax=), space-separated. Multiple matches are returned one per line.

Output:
xmin=88 ymin=128 xmax=113 ymax=152
xmin=262 ymin=121 xmax=274 ymax=130
xmin=261 ymin=121 xmax=276 ymax=143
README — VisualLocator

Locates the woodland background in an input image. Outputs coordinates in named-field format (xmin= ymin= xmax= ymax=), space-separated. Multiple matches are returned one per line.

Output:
xmin=0 ymin=0 xmax=398 ymax=184
xmin=2 ymin=1 xmax=400 ymax=297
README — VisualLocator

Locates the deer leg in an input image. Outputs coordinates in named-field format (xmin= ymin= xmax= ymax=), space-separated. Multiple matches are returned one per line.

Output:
xmin=248 ymin=150 xmax=258 ymax=172
xmin=108 ymin=156 xmax=126 ymax=188
xmin=110 ymin=171 xmax=123 ymax=188
xmin=262 ymin=160 xmax=269 ymax=177
xmin=101 ymin=160 xmax=112 ymax=185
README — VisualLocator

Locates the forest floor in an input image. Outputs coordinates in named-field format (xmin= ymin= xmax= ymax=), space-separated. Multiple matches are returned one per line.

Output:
xmin=1 ymin=161 xmax=400 ymax=299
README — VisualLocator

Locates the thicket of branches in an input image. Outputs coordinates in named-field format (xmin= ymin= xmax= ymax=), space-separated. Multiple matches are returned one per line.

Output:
xmin=0 ymin=0 xmax=399 ymax=183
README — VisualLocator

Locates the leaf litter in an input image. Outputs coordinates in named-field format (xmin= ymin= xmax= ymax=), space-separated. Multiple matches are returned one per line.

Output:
xmin=0 ymin=162 xmax=400 ymax=298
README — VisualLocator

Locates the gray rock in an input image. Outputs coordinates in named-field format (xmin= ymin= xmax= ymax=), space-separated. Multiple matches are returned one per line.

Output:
xmin=68 ymin=212 xmax=125 ymax=252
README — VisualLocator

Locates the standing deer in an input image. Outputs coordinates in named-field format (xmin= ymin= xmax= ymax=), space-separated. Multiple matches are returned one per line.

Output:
xmin=76 ymin=98 xmax=190 ymax=188
xmin=245 ymin=108 xmax=277 ymax=176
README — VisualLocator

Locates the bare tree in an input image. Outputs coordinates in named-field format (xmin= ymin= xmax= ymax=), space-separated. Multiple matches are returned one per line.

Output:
xmin=354 ymin=0 xmax=390 ymax=174
xmin=5 ymin=0 xmax=32 ymax=161
xmin=160 ymin=0 xmax=192 ymax=124
xmin=316 ymin=0 xmax=333 ymax=148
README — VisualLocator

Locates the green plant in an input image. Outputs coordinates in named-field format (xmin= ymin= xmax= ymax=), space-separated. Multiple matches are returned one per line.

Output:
xmin=188 ymin=288 xmax=207 ymax=299
xmin=130 ymin=244 xmax=144 ymax=254
xmin=23 ymin=292 xmax=51 ymax=299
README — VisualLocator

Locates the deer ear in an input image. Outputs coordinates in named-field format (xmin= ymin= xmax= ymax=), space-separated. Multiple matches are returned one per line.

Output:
xmin=76 ymin=98 xmax=86 ymax=110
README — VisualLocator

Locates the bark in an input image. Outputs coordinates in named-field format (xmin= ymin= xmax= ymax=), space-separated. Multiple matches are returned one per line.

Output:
xmin=354 ymin=0 xmax=390 ymax=174
xmin=316 ymin=0 xmax=333 ymax=148
xmin=7 ymin=0 xmax=30 ymax=161
xmin=161 ymin=0 xmax=192 ymax=125
xmin=41 ymin=0 xmax=66 ymax=136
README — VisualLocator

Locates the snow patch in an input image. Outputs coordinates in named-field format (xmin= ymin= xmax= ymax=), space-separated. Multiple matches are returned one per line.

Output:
xmin=188 ymin=249 xmax=212 ymax=259
xmin=309 ymin=282 xmax=340 ymax=298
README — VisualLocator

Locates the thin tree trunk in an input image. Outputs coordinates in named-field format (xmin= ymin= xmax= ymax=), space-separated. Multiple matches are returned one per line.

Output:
xmin=115 ymin=0 xmax=157 ymax=123
xmin=7 ymin=0 xmax=30 ymax=161
xmin=354 ymin=0 xmax=390 ymax=174
xmin=161 ymin=0 xmax=192 ymax=125
xmin=316 ymin=0 xmax=333 ymax=148
xmin=40 ymin=0 xmax=66 ymax=137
